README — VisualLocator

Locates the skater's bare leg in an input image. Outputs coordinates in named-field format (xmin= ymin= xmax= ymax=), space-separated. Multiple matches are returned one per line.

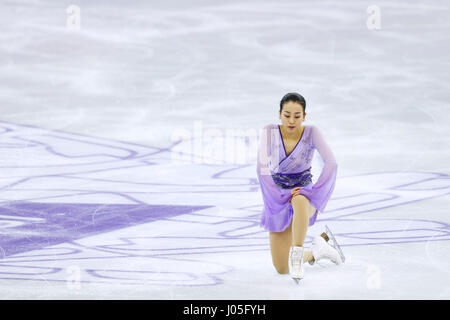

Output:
xmin=291 ymin=195 xmax=316 ymax=247
xmin=269 ymin=198 xmax=317 ymax=274
xmin=269 ymin=222 xmax=292 ymax=274
xmin=270 ymin=221 xmax=315 ymax=274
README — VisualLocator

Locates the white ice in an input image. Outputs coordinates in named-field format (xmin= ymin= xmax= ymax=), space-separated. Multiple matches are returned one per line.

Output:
xmin=0 ymin=0 xmax=449 ymax=299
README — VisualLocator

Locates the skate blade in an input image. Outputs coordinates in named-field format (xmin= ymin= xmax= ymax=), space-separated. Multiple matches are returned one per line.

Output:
xmin=293 ymin=278 xmax=301 ymax=285
xmin=325 ymin=225 xmax=345 ymax=263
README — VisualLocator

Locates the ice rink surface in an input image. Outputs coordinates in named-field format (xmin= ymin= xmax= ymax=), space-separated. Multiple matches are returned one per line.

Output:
xmin=0 ymin=0 xmax=449 ymax=299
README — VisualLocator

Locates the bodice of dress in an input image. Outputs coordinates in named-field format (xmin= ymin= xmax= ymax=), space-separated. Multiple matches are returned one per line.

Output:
xmin=256 ymin=122 xmax=338 ymax=231
xmin=268 ymin=124 xmax=315 ymax=174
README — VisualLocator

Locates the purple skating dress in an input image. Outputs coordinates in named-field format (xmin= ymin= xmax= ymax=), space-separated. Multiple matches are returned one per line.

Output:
xmin=256 ymin=124 xmax=338 ymax=232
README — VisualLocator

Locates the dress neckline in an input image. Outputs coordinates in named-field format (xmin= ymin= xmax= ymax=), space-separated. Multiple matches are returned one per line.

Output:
xmin=278 ymin=125 xmax=306 ymax=158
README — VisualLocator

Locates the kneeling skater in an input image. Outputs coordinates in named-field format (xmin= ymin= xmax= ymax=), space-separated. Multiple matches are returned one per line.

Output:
xmin=256 ymin=92 xmax=344 ymax=284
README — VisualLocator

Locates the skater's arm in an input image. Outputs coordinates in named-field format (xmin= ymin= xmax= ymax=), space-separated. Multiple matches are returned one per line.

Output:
xmin=297 ymin=126 xmax=337 ymax=212
xmin=256 ymin=125 xmax=291 ymax=211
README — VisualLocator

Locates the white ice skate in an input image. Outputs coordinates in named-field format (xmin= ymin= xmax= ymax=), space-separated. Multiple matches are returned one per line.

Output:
xmin=288 ymin=245 xmax=304 ymax=284
xmin=311 ymin=233 xmax=343 ymax=265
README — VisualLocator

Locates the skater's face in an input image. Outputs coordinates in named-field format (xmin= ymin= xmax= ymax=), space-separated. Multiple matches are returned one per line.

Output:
xmin=279 ymin=101 xmax=306 ymax=134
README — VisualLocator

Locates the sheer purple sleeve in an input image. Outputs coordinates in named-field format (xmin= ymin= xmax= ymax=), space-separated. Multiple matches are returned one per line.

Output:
xmin=256 ymin=125 xmax=291 ymax=218
xmin=298 ymin=126 xmax=338 ymax=213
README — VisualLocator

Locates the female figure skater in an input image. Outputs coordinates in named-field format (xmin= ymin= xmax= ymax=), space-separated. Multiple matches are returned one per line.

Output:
xmin=256 ymin=92 xmax=343 ymax=283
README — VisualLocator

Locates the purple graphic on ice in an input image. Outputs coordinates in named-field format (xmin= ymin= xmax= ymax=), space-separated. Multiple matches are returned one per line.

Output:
xmin=0 ymin=121 xmax=449 ymax=287
xmin=0 ymin=201 xmax=209 ymax=257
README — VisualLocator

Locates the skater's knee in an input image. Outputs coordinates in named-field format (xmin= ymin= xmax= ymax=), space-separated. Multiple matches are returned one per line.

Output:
xmin=291 ymin=195 xmax=309 ymax=208
xmin=276 ymin=268 xmax=289 ymax=275
xmin=274 ymin=264 xmax=289 ymax=274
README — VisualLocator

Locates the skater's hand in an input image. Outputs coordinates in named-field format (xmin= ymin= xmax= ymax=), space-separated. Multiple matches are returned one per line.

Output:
xmin=289 ymin=187 xmax=302 ymax=203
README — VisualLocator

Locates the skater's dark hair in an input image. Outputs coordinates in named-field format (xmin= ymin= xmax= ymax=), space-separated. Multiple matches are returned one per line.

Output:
xmin=279 ymin=92 xmax=306 ymax=114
